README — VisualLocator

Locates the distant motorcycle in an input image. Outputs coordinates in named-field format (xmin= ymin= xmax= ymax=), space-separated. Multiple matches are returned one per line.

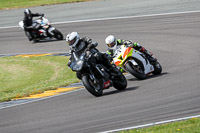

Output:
xmin=113 ymin=45 xmax=162 ymax=79
xmin=69 ymin=49 xmax=127 ymax=97
xmin=19 ymin=16 xmax=63 ymax=42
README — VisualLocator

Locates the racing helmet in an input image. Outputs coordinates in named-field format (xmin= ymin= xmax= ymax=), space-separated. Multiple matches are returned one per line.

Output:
xmin=24 ymin=9 xmax=31 ymax=17
xmin=66 ymin=32 xmax=80 ymax=48
xmin=105 ymin=35 xmax=117 ymax=50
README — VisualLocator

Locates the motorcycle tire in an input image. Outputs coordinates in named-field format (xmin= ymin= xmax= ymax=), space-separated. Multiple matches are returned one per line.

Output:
xmin=152 ymin=61 xmax=162 ymax=75
xmin=82 ymin=75 xmax=103 ymax=97
xmin=125 ymin=62 xmax=146 ymax=80
xmin=113 ymin=74 xmax=127 ymax=90
xmin=53 ymin=29 xmax=63 ymax=40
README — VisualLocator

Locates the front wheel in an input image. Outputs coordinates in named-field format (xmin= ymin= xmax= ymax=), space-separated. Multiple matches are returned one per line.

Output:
xmin=152 ymin=61 xmax=162 ymax=75
xmin=125 ymin=62 xmax=146 ymax=80
xmin=82 ymin=75 xmax=103 ymax=97
xmin=53 ymin=29 xmax=63 ymax=40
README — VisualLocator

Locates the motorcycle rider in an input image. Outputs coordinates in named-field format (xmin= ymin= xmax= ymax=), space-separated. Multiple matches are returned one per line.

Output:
xmin=66 ymin=32 xmax=120 ymax=79
xmin=105 ymin=35 xmax=157 ymax=63
xmin=23 ymin=9 xmax=44 ymax=41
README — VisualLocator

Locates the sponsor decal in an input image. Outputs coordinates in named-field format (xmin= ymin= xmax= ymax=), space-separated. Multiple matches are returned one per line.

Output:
xmin=115 ymin=61 xmax=121 ymax=66
xmin=104 ymin=80 xmax=111 ymax=88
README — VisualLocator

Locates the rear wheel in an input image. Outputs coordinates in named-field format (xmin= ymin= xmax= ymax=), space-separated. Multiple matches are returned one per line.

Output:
xmin=113 ymin=74 xmax=127 ymax=90
xmin=82 ymin=75 xmax=103 ymax=97
xmin=125 ymin=61 xmax=146 ymax=80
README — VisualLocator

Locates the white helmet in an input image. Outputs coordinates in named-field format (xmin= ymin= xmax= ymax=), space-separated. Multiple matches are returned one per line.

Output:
xmin=105 ymin=35 xmax=117 ymax=50
xmin=66 ymin=32 xmax=80 ymax=48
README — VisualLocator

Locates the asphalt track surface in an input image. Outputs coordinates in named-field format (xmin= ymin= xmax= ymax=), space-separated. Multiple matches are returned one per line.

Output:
xmin=1 ymin=0 xmax=200 ymax=133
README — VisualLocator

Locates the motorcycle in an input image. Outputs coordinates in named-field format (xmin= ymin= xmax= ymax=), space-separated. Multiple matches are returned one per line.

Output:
xmin=19 ymin=16 xmax=63 ymax=42
xmin=69 ymin=49 xmax=127 ymax=97
xmin=112 ymin=45 xmax=162 ymax=80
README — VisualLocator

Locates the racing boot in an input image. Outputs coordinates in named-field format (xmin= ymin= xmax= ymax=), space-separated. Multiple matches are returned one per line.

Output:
xmin=109 ymin=64 xmax=122 ymax=76
xmin=102 ymin=53 xmax=121 ymax=75
xmin=28 ymin=36 xmax=33 ymax=41
xmin=140 ymin=47 xmax=157 ymax=64
xmin=25 ymin=31 xmax=33 ymax=41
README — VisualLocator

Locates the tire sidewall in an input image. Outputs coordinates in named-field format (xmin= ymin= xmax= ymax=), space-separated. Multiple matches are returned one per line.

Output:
xmin=53 ymin=29 xmax=63 ymax=40
xmin=82 ymin=75 xmax=103 ymax=97
xmin=125 ymin=62 xmax=146 ymax=80
xmin=153 ymin=61 xmax=162 ymax=75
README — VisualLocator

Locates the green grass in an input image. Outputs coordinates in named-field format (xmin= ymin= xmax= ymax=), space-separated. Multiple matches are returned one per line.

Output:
xmin=119 ymin=117 xmax=200 ymax=133
xmin=0 ymin=0 xmax=92 ymax=10
xmin=0 ymin=56 xmax=199 ymax=133
xmin=0 ymin=56 xmax=79 ymax=102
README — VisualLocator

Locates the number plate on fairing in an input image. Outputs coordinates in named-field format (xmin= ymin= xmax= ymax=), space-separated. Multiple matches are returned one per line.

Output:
xmin=103 ymin=80 xmax=111 ymax=89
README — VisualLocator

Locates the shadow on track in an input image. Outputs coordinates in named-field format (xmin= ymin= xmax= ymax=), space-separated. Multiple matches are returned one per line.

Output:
xmin=31 ymin=39 xmax=64 ymax=44
xmin=128 ymin=72 xmax=169 ymax=81
xmin=103 ymin=86 xmax=140 ymax=96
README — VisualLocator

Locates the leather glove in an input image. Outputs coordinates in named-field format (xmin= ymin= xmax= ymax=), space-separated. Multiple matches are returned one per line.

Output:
xmin=86 ymin=38 xmax=92 ymax=44
xmin=87 ymin=44 xmax=93 ymax=49
xmin=40 ymin=14 xmax=44 ymax=17
xmin=124 ymin=41 xmax=134 ymax=47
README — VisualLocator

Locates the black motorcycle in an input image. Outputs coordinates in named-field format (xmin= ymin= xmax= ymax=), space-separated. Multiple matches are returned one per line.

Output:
xmin=69 ymin=50 xmax=127 ymax=97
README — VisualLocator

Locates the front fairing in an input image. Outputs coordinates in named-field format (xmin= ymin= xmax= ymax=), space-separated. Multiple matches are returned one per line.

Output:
xmin=48 ymin=26 xmax=55 ymax=35
xmin=33 ymin=17 xmax=50 ymax=29
xmin=113 ymin=45 xmax=134 ymax=67
xmin=70 ymin=53 xmax=86 ymax=72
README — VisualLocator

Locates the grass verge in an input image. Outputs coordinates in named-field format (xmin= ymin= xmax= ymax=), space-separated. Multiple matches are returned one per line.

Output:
xmin=119 ymin=117 xmax=200 ymax=133
xmin=0 ymin=0 xmax=93 ymax=10
xmin=0 ymin=56 xmax=79 ymax=102
xmin=1 ymin=56 xmax=199 ymax=132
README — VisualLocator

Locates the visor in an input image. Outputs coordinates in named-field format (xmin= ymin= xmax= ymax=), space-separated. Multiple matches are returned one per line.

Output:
xmin=68 ymin=36 xmax=77 ymax=46
xmin=107 ymin=42 xmax=116 ymax=48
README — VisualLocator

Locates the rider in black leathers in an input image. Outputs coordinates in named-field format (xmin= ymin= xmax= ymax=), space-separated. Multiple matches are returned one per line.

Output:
xmin=66 ymin=32 xmax=119 ymax=79
xmin=23 ymin=9 xmax=44 ymax=41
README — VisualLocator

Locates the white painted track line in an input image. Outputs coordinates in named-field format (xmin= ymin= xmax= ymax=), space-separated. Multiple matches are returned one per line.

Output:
xmin=100 ymin=115 xmax=200 ymax=133
xmin=1 ymin=10 xmax=200 ymax=29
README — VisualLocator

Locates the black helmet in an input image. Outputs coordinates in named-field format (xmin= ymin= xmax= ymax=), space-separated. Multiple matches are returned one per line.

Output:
xmin=24 ymin=9 xmax=31 ymax=17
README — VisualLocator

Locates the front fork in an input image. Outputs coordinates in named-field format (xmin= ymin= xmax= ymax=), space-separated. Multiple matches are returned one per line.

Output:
xmin=88 ymin=68 xmax=98 ymax=84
